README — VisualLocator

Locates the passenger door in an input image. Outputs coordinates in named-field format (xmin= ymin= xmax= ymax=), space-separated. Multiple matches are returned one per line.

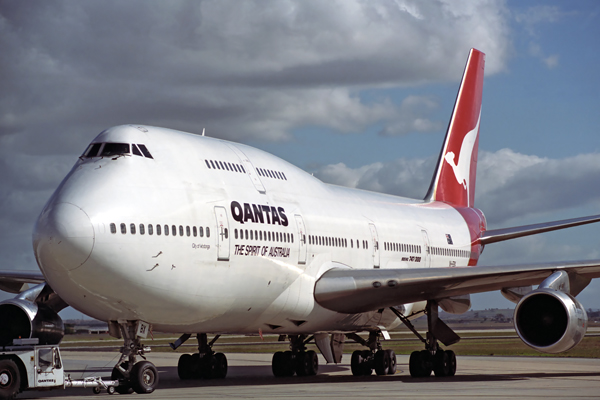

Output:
xmin=214 ymin=206 xmax=230 ymax=261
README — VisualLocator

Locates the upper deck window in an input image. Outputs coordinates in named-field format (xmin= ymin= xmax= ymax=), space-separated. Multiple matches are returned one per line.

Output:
xmin=101 ymin=143 xmax=130 ymax=157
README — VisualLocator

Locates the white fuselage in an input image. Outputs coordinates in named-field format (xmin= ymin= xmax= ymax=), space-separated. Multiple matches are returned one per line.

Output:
xmin=33 ymin=125 xmax=480 ymax=335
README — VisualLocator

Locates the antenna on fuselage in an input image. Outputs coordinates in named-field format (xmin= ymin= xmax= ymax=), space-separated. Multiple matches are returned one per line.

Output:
xmin=202 ymin=128 xmax=205 ymax=136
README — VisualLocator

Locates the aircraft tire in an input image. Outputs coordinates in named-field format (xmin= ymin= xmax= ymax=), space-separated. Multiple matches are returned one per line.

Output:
xmin=177 ymin=354 xmax=193 ymax=380
xmin=374 ymin=349 xmax=390 ymax=375
xmin=305 ymin=350 xmax=318 ymax=376
xmin=130 ymin=361 xmax=159 ymax=394
xmin=361 ymin=350 xmax=373 ymax=375
xmin=445 ymin=350 xmax=457 ymax=376
xmin=294 ymin=352 xmax=308 ymax=377
xmin=386 ymin=349 xmax=397 ymax=375
xmin=350 ymin=350 xmax=362 ymax=376
xmin=409 ymin=350 xmax=432 ymax=378
xmin=213 ymin=353 xmax=228 ymax=379
xmin=0 ymin=359 xmax=20 ymax=400
xmin=433 ymin=349 xmax=450 ymax=377
xmin=111 ymin=362 xmax=134 ymax=394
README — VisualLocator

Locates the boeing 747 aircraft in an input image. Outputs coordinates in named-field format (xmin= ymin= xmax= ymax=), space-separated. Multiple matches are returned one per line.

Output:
xmin=2 ymin=48 xmax=600 ymax=396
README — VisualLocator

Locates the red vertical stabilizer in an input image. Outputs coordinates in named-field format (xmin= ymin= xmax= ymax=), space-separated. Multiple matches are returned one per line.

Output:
xmin=425 ymin=48 xmax=485 ymax=208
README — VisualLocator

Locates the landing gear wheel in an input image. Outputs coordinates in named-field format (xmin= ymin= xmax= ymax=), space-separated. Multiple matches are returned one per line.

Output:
xmin=445 ymin=350 xmax=456 ymax=376
xmin=350 ymin=350 xmax=362 ymax=376
xmin=111 ymin=363 xmax=134 ymax=395
xmin=409 ymin=350 xmax=432 ymax=378
xmin=130 ymin=361 xmax=159 ymax=394
xmin=107 ymin=385 xmax=116 ymax=395
xmin=213 ymin=353 xmax=228 ymax=379
xmin=433 ymin=349 xmax=450 ymax=377
xmin=305 ymin=350 xmax=318 ymax=376
xmin=360 ymin=350 xmax=372 ymax=375
xmin=93 ymin=386 xmax=101 ymax=394
xmin=294 ymin=352 xmax=309 ymax=377
xmin=0 ymin=359 xmax=20 ymax=400
xmin=272 ymin=351 xmax=294 ymax=377
xmin=374 ymin=349 xmax=390 ymax=376
xmin=177 ymin=354 xmax=194 ymax=380
xmin=386 ymin=349 xmax=397 ymax=375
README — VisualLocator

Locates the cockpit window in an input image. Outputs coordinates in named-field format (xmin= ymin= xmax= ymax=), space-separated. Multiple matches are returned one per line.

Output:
xmin=132 ymin=144 xmax=143 ymax=156
xmin=101 ymin=143 xmax=130 ymax=157
xmin=83 ymin=143 xmax=102 ymax=157
xmin=137 ymin=144 xmax=153 ymax=159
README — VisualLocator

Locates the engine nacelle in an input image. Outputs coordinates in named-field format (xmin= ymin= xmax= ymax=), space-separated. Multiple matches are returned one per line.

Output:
xmin=0 ymin=299 xmax=64 ymax=346
xmin=514 ymin=288 xmax=587 ymax=354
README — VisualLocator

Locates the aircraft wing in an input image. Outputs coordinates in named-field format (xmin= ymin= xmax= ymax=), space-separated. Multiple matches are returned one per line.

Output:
xmin=0 ymin=270 xmax=46 ymax=293
xmin=314 ymin=260 xmax=600 ymax=314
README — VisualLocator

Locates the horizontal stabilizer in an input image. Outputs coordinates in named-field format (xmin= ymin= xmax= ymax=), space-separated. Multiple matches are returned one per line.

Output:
xmin=480 ymin=214 xmax=600 ymax=245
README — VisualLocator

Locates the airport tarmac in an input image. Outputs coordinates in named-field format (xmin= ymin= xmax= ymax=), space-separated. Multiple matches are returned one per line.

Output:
xmin=18 ymin=351 xmax=600 ymax=399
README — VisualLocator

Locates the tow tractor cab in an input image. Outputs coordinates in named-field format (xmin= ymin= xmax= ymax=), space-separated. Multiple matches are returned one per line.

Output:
xmin=0 ymin=339 xmax=119 ymax=399
xmin=0 ymin=339 xmax=64 ymax=397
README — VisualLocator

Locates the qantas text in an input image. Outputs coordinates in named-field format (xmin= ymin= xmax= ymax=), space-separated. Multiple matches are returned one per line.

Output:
xmin=231 ymin=201 xmax=288 ymax=226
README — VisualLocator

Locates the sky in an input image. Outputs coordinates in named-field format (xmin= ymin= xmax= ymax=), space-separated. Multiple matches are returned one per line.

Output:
xmin=1 ymin=0 xmax=600 ymax=320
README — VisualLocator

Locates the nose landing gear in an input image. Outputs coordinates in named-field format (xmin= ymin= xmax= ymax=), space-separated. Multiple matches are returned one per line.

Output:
xmin=109 ymin=320 xmax=159 ymax=394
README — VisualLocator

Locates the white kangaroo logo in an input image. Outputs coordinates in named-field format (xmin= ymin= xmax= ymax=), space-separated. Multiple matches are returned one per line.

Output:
xmin=443 ymin=114 xmax=480 ymax=203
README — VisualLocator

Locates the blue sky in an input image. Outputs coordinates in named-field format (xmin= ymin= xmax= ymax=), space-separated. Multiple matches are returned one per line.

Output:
xmin=1 ymin=0 xmax=600 ymax=317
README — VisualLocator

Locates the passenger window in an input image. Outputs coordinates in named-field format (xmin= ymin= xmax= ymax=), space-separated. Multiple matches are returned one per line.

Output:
xmin=210 ymin=160 xmax=216 ymax=169
xmin=179 ymin=225 xmax=183 ymax=236
xmin=157 ymin=224 xmax=161 ymax=235
xmin=193 ymin=226 xmax=197 ymax=237
xmin=245 ymin=230 xmax=248 ymax=240
xmin=290 ymin=234 xmax=293 ymax=243
xmin=139 ymin=224 xmax=145 ymax=235
xmin=199 ymin=227 xmax=204 ymax=237
xmin=240 ymin=165 xmax=246 ymax=173
xmin=101 ymin=143 xmax=130 ymax=157
xmin=206 ymin=227 xmax=210 ymax=237
xmin=250 ymin=230 xmax=253 ymax=240
xmin=186 ymin=226 xmax=191 ymax=237
xmin=350 ymin=239 xmax=353 ymax=248
xmin=205 ymin=160 xmax=211 ymax=168
xmin=282 ymin=172 xmax=287 ymax=180
xmin=235 ymin=229 xmax=238 ymax=239
xmin=130 ymin=223 xmax=136 ymax=234
xmin=120 ymin=223 xmax=126 ymax=234
xmin=172 ymin=225 xmax=177 ymax=236
xmin=219 ymin=161 xmax=225 ymax=170
xmin=164 ymin=225 xmax=169 ymax=236
xmin=148 ymin=224 xmax=153 ymax=235
xmin=110 ymin=223 xmax=116 ymax=234
xmin=137 ymin=144 xmax=153 ymax=159
xmin=132 ymin=144 xmax=143 ymax=156
xmin=224 ymin=163 xmax=230 ymax=171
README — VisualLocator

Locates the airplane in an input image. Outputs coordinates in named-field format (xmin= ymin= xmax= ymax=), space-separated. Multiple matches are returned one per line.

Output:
xmin=2 ymin=48 xmax=600 ymax=395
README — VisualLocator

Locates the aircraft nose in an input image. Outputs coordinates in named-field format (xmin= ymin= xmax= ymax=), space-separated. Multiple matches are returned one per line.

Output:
xmin=33 ymin=202 xmax=95 ymax=273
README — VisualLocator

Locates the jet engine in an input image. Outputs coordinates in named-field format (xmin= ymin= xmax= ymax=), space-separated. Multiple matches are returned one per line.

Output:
xmin=0 ymin=298 xmax=64 ymax=346
xmin=514 ymin=288 xmax=587 ymax=354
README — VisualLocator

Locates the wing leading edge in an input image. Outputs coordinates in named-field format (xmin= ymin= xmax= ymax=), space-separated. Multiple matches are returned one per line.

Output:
xmin=314 ymin=260 xmax=600 ymax=314
xmin=0 ymin=270 xmax=45 ymax=293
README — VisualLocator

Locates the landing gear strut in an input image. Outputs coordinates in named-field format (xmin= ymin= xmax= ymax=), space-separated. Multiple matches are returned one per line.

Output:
xmin=110 ymin=320 xmax=159 ymax=394
xmin=272 ymin=335 xmax=319 ymax=377
xmin=391 ymin=300 xmax=459 ymax=378
xmin=176 ymin=334 xmax=228 ymax=380
xmin=347 ymin=330 xmax=397 ymax=376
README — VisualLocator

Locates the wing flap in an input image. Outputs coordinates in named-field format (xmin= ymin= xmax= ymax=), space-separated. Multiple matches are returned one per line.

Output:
xmin=314 ymin=261 xmax=600 ymax=314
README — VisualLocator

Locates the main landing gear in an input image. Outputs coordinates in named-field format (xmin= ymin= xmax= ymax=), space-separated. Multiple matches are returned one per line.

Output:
xmin=110 ymin=320 xmax=159 ymax=394
xmin=391 ymin=300 xmax=459 ymax=378
xmin=347 ymin=331 xmax=397 ymax=376
xmin=175 ymin=333 xmax=228 ymax=380
xmin=272 ymin=335 xmax=319 ymax=377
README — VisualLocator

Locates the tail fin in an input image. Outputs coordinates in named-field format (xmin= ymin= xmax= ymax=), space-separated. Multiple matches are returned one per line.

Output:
xmin=424 ymin=48 xmax=485 ymax=208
